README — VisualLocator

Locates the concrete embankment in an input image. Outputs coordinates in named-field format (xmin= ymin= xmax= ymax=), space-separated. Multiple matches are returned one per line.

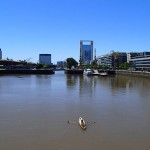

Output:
xmin=0 ymin=69 xmax=55 ymax=75
xmin=116 ymin=70 xmax=150 ymax=78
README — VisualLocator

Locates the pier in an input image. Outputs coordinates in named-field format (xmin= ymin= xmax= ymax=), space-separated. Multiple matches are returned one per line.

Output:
xmin=0 ymin=69 xmax=55 ymax=75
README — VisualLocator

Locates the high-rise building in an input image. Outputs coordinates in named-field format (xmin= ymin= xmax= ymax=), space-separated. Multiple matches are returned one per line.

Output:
xmin=0 ymin=48 xmax=2 ymax=59
xmin=80 ymin=40 xmax=93 ymax=65
xmin=39 ymin=54 xmax=51 ymax=65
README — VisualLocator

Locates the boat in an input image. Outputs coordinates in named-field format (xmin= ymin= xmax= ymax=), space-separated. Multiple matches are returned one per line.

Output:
xmin=99 ymin=70 xmax=108 ymax=76
xmin=83 ymin=69 xmax=93 ymax=76
xmin=79 ymin=117 xmax=86 ymax=130
xmin=100 ymin=72 xmax=108 ymax=76
xmin=92 ymin=69 xmax=100 ymax=75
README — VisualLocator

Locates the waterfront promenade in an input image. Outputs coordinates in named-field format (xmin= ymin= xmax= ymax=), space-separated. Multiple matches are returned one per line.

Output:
xmin=116 ymin=70 xmax=150 ymax=78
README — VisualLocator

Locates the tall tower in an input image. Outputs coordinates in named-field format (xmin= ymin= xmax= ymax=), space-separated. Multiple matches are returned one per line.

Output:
xmin=80 ymin=40 xmax=93 ymax=65
xmin=0 ymin=49 xmax=2 ymax=60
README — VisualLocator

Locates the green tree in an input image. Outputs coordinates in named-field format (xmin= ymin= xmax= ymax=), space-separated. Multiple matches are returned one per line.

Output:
xmin=36 ymin=63 xmax=44 ymax=69
xmin=119 ymin=62 xmax=129 ymax=70
xmin=66 ymin=58 xmax=78 ymax=69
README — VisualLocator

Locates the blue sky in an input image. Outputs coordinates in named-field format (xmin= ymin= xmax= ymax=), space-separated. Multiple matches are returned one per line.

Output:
xmin=0 ymin=0 xmax=150 ymax=64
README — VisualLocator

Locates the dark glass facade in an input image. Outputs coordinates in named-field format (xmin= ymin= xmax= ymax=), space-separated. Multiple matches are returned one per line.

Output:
xmin=39 ymin=54 xmax=51 ymax=65
xmin=80 ymin=40 xmax=93 ymax=65
xmin=82 ymin=45 xmax=93 ymax=64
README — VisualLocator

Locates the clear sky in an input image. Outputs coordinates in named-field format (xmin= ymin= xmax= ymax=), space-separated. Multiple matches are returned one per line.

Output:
xmin=0 ymin=0 xmax=150 ymax=64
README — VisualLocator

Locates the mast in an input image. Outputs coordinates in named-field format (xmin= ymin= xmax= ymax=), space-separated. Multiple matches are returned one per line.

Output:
xmin=94 ymin=48 xmax=97 ymax=67
xmin=79 ymin=41 xmax=82 ymax=67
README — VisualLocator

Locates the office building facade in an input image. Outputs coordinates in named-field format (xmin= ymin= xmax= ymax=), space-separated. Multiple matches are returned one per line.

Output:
xmin=39 ymin=54 xmax=51 ymax=65
xmin=129 ymin=52 xmax=150 ymax=70
xmin=127 ymin=52 xmax=141 ymax=63
xmin=80 ymin=40 xmax=93 ymax=65
xmin=97 ymin=51 xmax=127 ymax=68
xmin=97 ymin=54 xmax=113 ymax=67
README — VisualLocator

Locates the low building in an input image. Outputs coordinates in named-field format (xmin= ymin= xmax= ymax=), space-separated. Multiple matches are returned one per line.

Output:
xmin=0 ymin=59 xmax=36 ymax=69
xmin=129 ymin=52 xmax=150 ymax=70
xmin=127 ymin=52 xmax=141 ymax=63
xmin=97 ymin=54 xmax=113 ymax=67
xmin=57 ymin=61 xmax=66 ymax=68
xmin=97 ymin=51 xmax=127 ymax=69
xmin=112 ymin=52 xmax=127 ymax=68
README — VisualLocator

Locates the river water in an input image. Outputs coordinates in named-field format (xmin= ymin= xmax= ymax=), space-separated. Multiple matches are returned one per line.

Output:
xmin=0 ymin=71 xmax=150 ymax=150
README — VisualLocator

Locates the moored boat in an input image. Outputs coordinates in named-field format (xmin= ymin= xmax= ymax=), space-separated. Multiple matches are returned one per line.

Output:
xmin=83 ymin=69 xmax=93 ymax=76
xmin=100 ymin=72 xmax=108 ymax=76
xmin=99 ymin=70 xmax=108 ymax=76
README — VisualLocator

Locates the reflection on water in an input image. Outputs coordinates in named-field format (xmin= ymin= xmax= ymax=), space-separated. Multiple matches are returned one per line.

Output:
xmin=66 ymin=75 xmax=97 ymax=97
xmin=0 ymin=73 xmax=150 ymax=150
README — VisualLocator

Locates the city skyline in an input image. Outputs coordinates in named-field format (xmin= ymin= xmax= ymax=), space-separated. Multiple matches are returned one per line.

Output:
xmin=0 ymin=0 xmax=150 ymax=64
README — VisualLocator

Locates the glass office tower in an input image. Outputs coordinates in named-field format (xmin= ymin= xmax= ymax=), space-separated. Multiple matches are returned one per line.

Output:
xmin=39 ymin=54 xmax=51 ymax=65
xmin=80 ymin=40 xmax=93 ymax=65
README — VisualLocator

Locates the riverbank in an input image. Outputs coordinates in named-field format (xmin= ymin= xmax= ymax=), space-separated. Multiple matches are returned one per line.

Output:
xmin=116 ymin=70 xmax=150 ymax=78
xmin=0 ymin=69 xmax=55 ymax=75
xmin=65 ymin=69 xmax=83 ymax=74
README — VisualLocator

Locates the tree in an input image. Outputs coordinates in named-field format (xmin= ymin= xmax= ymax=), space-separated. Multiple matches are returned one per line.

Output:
xmin=119 ymin=62 xmax=129 ymax=70
xmin=36 ymin=63 xmax=44 ymax=69
xmin=66 ymin=58 xmax=78 ymax=69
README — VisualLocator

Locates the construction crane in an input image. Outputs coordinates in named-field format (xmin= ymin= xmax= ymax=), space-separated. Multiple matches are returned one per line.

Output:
xmin=25 ymin=58 xmax=32 ymax=63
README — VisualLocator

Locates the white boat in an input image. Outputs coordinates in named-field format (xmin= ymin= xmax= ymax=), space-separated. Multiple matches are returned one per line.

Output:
xmin=83 ymin=69 xmax=93 ymax=76
xmin=99 ymin=70 xmax=108 ymax=76
xmin=92 ymin=69 xmax=100 ymax=75
xmin=99 ymin=72 xmax=108 ymax=76
xmin=79 ymin=117 xmax=86 ymax=130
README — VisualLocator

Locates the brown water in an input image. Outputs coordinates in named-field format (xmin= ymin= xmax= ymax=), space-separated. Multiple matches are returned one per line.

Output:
xmin=0 ymin=72 xmax=150 ymax=150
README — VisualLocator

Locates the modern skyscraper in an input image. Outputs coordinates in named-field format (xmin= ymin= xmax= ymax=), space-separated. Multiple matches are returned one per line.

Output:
xmin=39 ymin=54 xmax=51 ymax=65
xmin=80 ymin=40 xmax=93 ymax=65
xmin=0 ymin=48 xmax=2 ymax=59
